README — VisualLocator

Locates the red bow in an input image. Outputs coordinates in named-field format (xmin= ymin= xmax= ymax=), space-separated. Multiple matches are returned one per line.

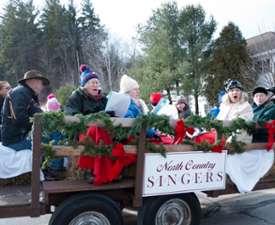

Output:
xmin=264 ymin=120 xmax=275 ymax=150
xmin=173 ymin=120 xmax=186 ymax=144
xmin=78 ymin=126 xmax=136 ymax=185
xmin=193 ymin=129 xmax=225 ymax=153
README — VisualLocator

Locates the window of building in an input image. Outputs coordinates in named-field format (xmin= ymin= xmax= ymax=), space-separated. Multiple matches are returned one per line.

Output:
xmin=263 ymin=58 xmax=271 ymax=73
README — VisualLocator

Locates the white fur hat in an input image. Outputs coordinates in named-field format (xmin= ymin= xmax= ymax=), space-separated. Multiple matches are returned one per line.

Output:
xmin=119 ymin=74 xmax=139 ymax=93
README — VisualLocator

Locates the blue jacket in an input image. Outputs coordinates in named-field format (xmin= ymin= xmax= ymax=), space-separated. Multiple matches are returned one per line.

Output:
xmin=124 ymin=100 xmax=141 ymax=118
xmin=124 ymin=100 xmax=156 ymax=137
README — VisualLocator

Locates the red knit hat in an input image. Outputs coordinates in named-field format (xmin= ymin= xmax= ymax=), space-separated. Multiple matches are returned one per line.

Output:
xmin=150 ymin=92 xmax=162 ymax=106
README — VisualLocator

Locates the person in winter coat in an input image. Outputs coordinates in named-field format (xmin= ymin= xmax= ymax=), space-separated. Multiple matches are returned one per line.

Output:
xmin=252 ymin=87 xmax=275 ymax=121
xmin=1 ymin=70 xmax=49 ymax=150
xmin=216 ymin=79 xmax=253 ymax=143
xmin=150 ymin=92 xmax=169 ymax=114
xmin=252 ymin=86 xmax=275 ymax=142
xmin=0 ymin=81 xmax=11 ymax=112
xmin=65 ymin=65 xmax=107 ymax=115
xmin=46 ymin=93 xmax=61 ymax=112
xmin=119 ymin=74 xmax=148 ymax=118
xmin=176 ymin=96 xmax=191 ymax=119
xmin=0 ymin=81 xmax=11 ymax=141
xmin=217 ymin=80 xmax=253 ymax=121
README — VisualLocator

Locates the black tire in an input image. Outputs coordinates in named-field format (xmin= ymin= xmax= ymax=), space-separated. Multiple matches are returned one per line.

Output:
xmin=49 ymin=193 xmax=123 ymax=225
xmin=138 ymin=193 xmax=201 ymax=225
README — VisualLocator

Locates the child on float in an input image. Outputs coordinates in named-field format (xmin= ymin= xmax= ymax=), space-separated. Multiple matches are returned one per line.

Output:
xmin=175 ymin=96 xmax=191 ymax=119
xmin=44 ymin=93 xmax=66 ymax=173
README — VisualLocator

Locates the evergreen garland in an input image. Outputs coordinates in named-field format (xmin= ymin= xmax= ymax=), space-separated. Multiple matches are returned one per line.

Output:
xmin=42 ymin=143 xmax=56 ymax=170
xmin=184 ymin=115 xmax=257 ymax=153
xmin=39 ymin=112 xmax=262 ymax=166
xmin=80 ymin=136 xmax=113 ymax=156
xmin=40 ymin=112 xmax=174 ymax=164
xmin=129 ymin=113 xmax=174 ymax=136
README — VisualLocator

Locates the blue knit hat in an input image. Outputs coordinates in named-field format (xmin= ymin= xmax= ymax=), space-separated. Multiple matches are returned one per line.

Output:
xmin=79 ymin=64 xmax=98 ymax=87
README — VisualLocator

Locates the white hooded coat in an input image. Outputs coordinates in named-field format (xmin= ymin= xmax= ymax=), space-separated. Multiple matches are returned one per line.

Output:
xmin=217 ymin=92 xmax=253 ymax=121
xmin=217 ymin=92 xmax=253 ymax=143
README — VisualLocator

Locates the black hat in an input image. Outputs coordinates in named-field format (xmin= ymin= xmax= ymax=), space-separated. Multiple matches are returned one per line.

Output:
xmin=224 ymin=79 xmax=243 ymax=92
xmin=253 ymin=87 xmax=268 ymax=96
xmin=18 ymin=70 xmax=50 ymax=85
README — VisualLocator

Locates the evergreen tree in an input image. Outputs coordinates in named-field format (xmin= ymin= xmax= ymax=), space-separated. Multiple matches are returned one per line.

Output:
xmin=0 ymin=0 xmax=42 ymax=83
xmin=78 ymin=0 xmax=106 ymax=74
xmin=135 ymin=2 xmax=185 ymax=101
xmin=206 ymin=22 xmax=254 ymax=105
xmin=178 ymin=4 xmax=216 ymax=114
xmin=40 ymin=0 xmax=80 ymax=87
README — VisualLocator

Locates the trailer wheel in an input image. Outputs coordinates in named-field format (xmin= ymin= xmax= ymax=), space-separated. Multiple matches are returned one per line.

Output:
xmin=138 ymin=193 xmax=201 ymax=225
xmin=49 ymin=193 xmax=123 ymax=225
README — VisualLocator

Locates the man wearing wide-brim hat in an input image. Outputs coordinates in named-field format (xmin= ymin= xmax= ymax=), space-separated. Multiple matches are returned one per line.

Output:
xmin=1 ymin=70 xmax=49 ymax=151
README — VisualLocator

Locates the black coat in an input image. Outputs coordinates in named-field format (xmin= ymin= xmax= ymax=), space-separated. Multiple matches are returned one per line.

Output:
xmin=0 ymin=96 xmax=5 ymax=125
xmin=1 ymin=84 xmax=42 ymax=145
xmin=64 ymin=88 xmax=107 ymax=115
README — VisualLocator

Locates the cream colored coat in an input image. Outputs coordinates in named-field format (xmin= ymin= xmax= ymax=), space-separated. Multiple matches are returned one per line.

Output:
xmin=216 ymin=93 xmax=253 ymax=121
xmin=216 ymin=92 xmax=253 ymax=143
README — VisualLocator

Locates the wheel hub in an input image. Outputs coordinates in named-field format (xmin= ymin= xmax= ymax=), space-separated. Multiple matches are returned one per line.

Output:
xmin=69 ymin=211 xmax=111 ymax=225
xmin=155 ymin=198 xmax=192 ymax=225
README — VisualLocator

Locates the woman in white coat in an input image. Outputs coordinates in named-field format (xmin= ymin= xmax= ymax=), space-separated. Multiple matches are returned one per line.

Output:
xmin=217 ymin=80 xmax=253 ymax=121
xmin=217 ymin=79 xmax=253 ymax=143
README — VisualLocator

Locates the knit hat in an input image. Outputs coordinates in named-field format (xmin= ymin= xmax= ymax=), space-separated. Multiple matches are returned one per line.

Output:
xmin=119 ymin=74 xmax=139 ymax=93
xmin=79 ymin=64 xmax=98 ymax=87
xmin=46 ymin=93 xmax=61 ymax=112
xmin=150 ymin=92 xmax=162 ymax=106
xmin=176 ymin=96 xmax=187 ymax=105
xmin=224 ymin=79 xmax=243 ymax=92
xmin=253 ymin=86 xmax=268 ymax=96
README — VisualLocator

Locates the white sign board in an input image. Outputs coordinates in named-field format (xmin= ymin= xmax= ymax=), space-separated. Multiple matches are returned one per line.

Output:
xmin=143 ymin=151 xmax=227 ymax=197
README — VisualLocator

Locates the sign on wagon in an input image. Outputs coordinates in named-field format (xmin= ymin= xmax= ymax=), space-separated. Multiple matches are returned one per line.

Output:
xmin=143 ymin=151 xmax=227 ymax=197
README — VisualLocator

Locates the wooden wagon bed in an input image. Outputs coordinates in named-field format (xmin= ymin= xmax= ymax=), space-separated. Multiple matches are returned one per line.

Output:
xmin=1 ymin=115 xmax=275 ymax=219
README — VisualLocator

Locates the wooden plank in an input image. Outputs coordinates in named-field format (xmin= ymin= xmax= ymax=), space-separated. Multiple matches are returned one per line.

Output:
xmin=133 ymin=126 xmax=147 ymax=207
xmin=0 ymin=203 xmax=46 ymax=218
xmin=43 ymin=179 xmax=135 ymax=194
xmin=51 ymin=145 xmax=137 ymax=157
xmin=31 ymin=114 xmax=42 ymax=216
xmin=0 ymin=185 xmax=31 ymax=206
xmin=64 ymin=116 xmax=135 ymax=128
xmin=111 ymin=118 xmax=135 ymax=127
xmin=0 ymin=204 xmax=32 ymax=218
xmin=244 ymin=143 xmax=274 ymax=150
xmin=51 ymin=143 xmax=274 ymax=157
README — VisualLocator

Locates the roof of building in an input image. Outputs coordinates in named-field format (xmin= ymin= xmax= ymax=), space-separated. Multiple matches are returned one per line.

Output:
xmin=247 ymin=32 xmax=275 ymax=55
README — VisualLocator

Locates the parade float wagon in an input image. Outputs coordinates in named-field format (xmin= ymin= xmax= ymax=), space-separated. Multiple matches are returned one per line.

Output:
xmin=0 ymin=113 xmax=274 ymax=225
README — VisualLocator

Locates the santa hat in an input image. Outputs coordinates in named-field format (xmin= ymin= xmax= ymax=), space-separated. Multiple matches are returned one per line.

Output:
xmin=150 ymin=92 xmax=162 ymax=106
xmin=46 ymin=93 xmax=61 ymax=112
xmin=79 ymin=64 xmax=98 ymax=87
xmin=119 ymin=74 xmax=139 ymax=93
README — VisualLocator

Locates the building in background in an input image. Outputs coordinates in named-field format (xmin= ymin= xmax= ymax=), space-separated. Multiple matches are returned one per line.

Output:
xmin=247 ymin=32 xmax=275 ymax=88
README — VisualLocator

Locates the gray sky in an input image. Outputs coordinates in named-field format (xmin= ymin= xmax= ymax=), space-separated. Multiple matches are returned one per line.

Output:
xmin=1 ymin=0 xmax=275 ymax=43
